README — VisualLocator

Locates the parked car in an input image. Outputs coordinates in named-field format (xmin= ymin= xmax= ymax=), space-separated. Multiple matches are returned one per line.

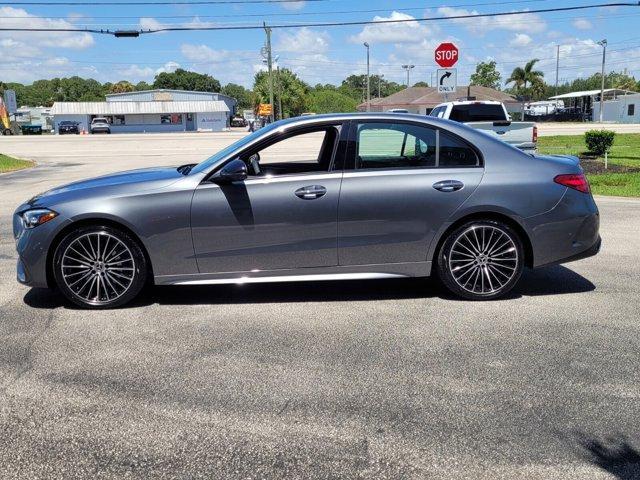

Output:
xmin=20 ymin=125 xmax=43 ymax=135
xmin=13 ymin=113 xmax=600 ymax=308
xmin=230 ymin=115 xmax=247 ymax=127
xmin=430 ymin=101 xmax=537 ymax=154
xmin=90 ymin=117 xmax=111 ymax=134
xmin=58 ymin=121 xmax=80 ymax=135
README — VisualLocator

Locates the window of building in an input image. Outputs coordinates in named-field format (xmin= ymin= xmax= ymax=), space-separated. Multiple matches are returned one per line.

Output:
xmin=355 ymin=122 xmax=437 ymax=169
xmin=161 ymin=114 xmax=183 ymax=124
xmin=628 ymin=104 xmax=635 ymax=116
xmin=113 ymin=115 xmax=125 ymax=125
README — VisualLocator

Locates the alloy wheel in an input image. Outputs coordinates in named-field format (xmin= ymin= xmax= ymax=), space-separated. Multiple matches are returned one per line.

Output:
xmin=447 ymin=225 xmax=518 ymax=296
xmin=60 ymin=232 xmax=136 ymax=305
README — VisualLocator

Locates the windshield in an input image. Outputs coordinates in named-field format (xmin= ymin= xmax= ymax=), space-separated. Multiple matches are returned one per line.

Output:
xmin=190 ymin=122 xmax=280 ymax=175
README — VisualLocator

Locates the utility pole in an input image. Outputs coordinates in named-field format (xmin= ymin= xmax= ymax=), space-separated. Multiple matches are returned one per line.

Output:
xmin=597 ymin=39 xmax=607 ymax=123
xmin=364 ymin=42 xmax=370 ymax=112
xmin=277 ymin=66 xmax=283 ymax=120
xmin=555 ymin=44 xmax=560 ymax=97
xmin=263 ymin=22 xmax=275 ymax=123
xmin=402 ymin=64 xmax=415 ymax=87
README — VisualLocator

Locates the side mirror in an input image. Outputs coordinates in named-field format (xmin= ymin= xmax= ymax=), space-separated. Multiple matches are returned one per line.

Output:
xmin=214 ymin=159 xmax=248 ymax=184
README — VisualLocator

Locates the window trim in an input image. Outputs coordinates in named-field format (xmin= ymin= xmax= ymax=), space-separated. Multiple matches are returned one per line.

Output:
xmin=347 ymin=119 xmax=483 ymax=171
xmin=205 ymin=121 xmax=347 ymax=182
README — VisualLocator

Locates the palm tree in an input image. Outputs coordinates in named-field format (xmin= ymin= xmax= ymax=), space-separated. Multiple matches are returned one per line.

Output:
xmin=507 ymin=59 xmax=545 ymax=94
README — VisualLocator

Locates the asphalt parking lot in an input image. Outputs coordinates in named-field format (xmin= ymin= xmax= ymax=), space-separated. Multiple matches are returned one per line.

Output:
xmin=1 ymin=133 xmax=640 ymax=479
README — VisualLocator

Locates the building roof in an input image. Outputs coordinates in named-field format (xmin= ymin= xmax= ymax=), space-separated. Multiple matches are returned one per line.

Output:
xmin=411 ymin=86 xmax=517 ymax=107
xmin=370 ymin=87 xmax=434 ymax=107
xmin=51 ymin=100 xmax=230 ymax=115
xmin=105 ymin=89 xmax=237 ymax=103
xmin=548 ymin=88 xmax=634 ymax=99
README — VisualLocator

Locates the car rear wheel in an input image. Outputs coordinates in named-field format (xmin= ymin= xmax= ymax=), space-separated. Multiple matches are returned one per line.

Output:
xmin=436 ymin=220 xmax=524 ymax=300
xmin=53 ymin=225 xmax=147 ymax=308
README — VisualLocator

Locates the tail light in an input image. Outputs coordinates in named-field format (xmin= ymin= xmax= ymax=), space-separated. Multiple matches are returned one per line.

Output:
xmin=554 ymin=173 xmax=590 ymax=193
xmin=532 ymin=125 xmax=538 ymax=143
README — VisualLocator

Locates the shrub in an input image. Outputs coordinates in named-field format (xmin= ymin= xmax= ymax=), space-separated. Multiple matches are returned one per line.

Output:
xmin=585 ymin=130 xmax=615 ymax=156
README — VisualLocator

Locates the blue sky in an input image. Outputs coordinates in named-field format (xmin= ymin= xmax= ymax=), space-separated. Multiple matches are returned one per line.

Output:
xmin=1 ymin=0 xmax=640 ymax=88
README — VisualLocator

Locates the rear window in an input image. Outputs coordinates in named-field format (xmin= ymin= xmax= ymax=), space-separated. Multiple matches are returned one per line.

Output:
xmin=449 ymin=104 xmax=506 ymax=122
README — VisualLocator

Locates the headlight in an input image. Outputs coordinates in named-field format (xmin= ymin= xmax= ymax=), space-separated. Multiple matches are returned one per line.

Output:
xmin=21 ymin=209 xmax=58 ymax=229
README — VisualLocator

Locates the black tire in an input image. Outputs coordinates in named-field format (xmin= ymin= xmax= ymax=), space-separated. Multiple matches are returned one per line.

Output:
xmin=3 ymin=128 xmax=12 ymax=136
xmin=436 ymin=219 xmax=524 ymax=300
xmin=53 ymin=225 xmax=147 ymax=309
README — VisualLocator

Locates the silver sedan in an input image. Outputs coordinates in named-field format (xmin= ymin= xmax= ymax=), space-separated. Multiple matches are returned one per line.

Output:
xmin=13 ymin=113 xmax=600 ymax=308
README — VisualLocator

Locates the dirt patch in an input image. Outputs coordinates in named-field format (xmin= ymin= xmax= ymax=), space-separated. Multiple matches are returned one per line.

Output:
xmin=580 ymin=157 xmax=640 ymax=175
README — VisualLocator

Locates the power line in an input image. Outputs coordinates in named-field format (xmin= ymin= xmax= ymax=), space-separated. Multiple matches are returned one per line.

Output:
xmin=2 ymin=0 xmax=329 ymax=4
xmin=1 ymin=2 xmax=639 ymax=34
xmin=0 ymin=0 xmax=556 ymax=19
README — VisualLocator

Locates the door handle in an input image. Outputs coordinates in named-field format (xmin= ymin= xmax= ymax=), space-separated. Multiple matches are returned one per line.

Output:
xmin=295 ymin=185 xmax=327 ymax=200
xmin=433 ymin=180 xmax=464 ymax=192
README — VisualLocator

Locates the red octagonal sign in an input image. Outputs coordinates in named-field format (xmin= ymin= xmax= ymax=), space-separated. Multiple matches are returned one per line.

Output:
xmin=435 ymin=43 xmax=459 ymax=68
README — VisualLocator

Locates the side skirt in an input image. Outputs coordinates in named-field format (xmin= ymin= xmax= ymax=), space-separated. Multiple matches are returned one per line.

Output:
xmin=155 ymin=261 xmax=432 ymax=286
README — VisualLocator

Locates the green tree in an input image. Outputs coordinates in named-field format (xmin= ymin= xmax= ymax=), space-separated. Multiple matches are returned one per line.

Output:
xmin=507 ymin=59 xmax=544 ymax=96
xmin=254 ymin=68 xmax=309 ymax=118
xmin=338 ymin=74 xmax=403 ymax=101
xmin=412 ymin=81 xmax=430 ymax=88
xmin=153 ymin=68 xmax=221 ymax=93
xmin=221 ymin=83 xmax=253 ymax=110
xmin=135 ymin=81 xmax=151 ymax=91
xmin=470 ymin=60 xmax=502 ymax=89
xmin=307 ymin=89 xmax=358 ymax=113
xmin=110 ymin=81 xmax=135 ymax=94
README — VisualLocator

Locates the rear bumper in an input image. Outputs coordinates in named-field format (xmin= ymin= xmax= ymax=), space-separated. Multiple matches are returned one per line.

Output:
xmin=525 ymin=188 xmax=600 ymax=268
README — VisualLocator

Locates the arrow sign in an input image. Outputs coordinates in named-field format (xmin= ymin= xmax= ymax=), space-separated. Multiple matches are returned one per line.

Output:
xmin=439 ymin=71 xmax=452 ymax=85
xmin=437 ymin=68 xmax=457 ymax=94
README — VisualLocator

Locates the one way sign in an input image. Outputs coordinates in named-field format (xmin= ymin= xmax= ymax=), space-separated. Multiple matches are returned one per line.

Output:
xmin=437 ymin=68 xmax=457 ymax=94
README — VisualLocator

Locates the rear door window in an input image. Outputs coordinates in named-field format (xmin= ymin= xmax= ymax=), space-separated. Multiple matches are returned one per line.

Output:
xmin=355 ymin=123 xmax=437 ymax=169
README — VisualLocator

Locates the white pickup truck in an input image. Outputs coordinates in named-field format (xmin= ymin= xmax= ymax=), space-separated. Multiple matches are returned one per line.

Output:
xmin=429 ymin=100 xmax=537 ymax=154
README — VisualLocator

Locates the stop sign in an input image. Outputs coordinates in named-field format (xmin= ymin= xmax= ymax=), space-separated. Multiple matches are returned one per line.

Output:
xmin=435 ymin=43 xmax=459 ymax=68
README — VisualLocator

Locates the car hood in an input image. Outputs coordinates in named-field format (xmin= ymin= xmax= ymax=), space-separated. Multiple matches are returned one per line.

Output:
xmin=26 ymin=166 xmax=184 ymax=207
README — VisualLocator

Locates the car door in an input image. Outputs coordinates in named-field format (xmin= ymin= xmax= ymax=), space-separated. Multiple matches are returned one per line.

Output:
xmin=191 ymin=124 xmax=346 ymax=274
xmin=337 ymin=120 xmax=484 ymax=266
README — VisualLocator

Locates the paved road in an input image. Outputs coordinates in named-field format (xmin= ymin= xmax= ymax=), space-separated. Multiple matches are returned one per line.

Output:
xmin=1 ymin=135 xmax=640 ymax=479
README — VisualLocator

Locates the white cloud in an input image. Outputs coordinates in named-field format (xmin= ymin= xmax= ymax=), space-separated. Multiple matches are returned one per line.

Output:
xmin=44 ymin=57 xmax=70 ymax=66
xmin=140 ymin=17 xmax=166 ymax=32
xmin=156 ymin=61 xmax=180 ymax=74
xmin=0 ymin=6 xmax=94 ymax=49
xmin=510 ymin=33 xmax=532 ymax=47
xmin=275 ymin=28 xmax=330 ymax=53
xmin=181 ymin=44 xmax=233 ymax=62
xmin=350 ymin=11 xmax=431 ymax=44
xmin=118 ymin=64 xmax=155 ymax=80
xmin=281 ymin=0 xmax=305 ymax=11
xmin=573 ymin=18 xmax=593 ymax=30
xmin=437 ymin=6 xmax=546 ymax=34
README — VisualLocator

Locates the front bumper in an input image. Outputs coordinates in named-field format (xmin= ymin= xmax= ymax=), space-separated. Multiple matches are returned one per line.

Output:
xmin=14 ymin=209 xmax=69 ymax=288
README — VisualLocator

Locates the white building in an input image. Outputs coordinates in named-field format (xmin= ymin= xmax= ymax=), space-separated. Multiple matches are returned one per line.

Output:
xmin=50 ymin=89 xmax=233 ymax=134
xmin=592 ymin=92 xmax=640 ymax=124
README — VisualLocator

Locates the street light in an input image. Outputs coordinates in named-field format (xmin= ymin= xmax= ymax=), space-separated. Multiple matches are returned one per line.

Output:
xmin=364 ymin=42 xmax=370 ymax=112
xmin=597 ymin=39 xmax=607 ymax=123
xmin=402 ymin=64 xmax=415 ymax=87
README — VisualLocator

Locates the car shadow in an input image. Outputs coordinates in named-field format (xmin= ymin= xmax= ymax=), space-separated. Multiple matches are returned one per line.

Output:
xmin=23 ymin=264 xmax=595 ymax=309
xmin=574 ymin=432 xmax=640 ymax=480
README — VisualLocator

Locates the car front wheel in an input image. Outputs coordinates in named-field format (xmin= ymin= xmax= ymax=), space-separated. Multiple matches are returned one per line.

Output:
xmin=437 ymin=220 xmax=524 ymax=300
xmin=53 ymin=225 xmax=147 ymax=308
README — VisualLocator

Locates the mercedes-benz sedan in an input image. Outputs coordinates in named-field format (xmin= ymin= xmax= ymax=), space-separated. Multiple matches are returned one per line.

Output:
xmin=14 ymin=113 xmax=600 ymax=308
